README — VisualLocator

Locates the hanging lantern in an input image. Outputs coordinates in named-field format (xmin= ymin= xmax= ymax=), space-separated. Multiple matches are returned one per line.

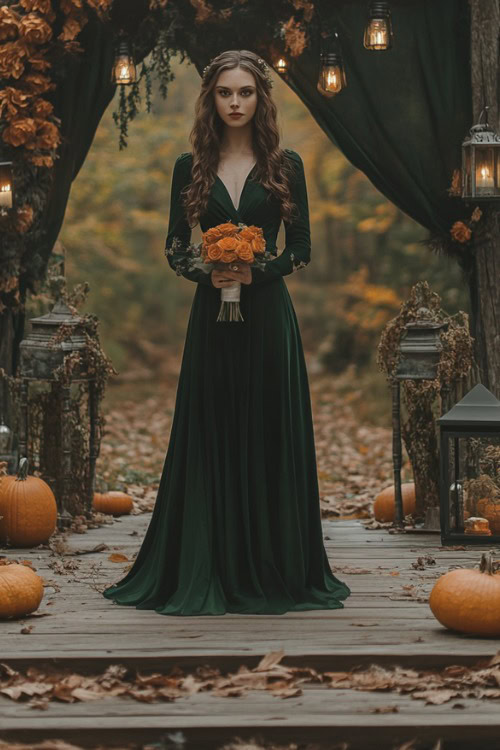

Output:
xmin=112 ymin=37 xmax=136 ymax=85
xmin=364 ymin=1 xmax=393 ymax=50
xmin=0 ymin=161 xmax=13 ymax=210
xmin=275 ymin=57 xmax=288 ymax=76
xmin=317 ymin=32 xmax=347 ymax=97
xmin=461 ymin=106 xmax=500 ymax=201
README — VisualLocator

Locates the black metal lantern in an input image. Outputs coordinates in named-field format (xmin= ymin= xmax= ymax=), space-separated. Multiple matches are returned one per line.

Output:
xmin=391 ymin=317 xmax=449 ymax=527
xmin=112 ymin=37 xmax=136 ymax=85
xmin=18 ymin=297 xmax=101 ymax=529
xmin=0 ymin=161 xmax=14 ymax=210
xmin=317 ymin=31 xmax=347 ymax=97
xmin=438 ymin=384 xmax=500 ymax=544
xmin=461 ymin=107 xmax=500 ymax=201
xmin=364 ymin=1 xmax=393 ymax=50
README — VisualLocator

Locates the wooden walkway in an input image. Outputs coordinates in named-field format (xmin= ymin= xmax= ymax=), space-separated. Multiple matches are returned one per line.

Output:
xmin=1 ymin=515 xmax=500 ymax=748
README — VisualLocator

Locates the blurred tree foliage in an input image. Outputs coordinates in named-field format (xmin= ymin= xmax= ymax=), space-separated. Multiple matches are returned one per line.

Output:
xmin=58 ymin=54 xmax=469 ymax=379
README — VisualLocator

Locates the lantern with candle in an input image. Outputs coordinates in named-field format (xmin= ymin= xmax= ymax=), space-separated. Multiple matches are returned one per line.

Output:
xmin=461 ymin=107 xmax=500 ymax=201
xmin=0 ymin=161 xmax=14 ymax=211
xmin=364 ymin=1 xmax=394 ymax=50
xmin=111 ymin=36 xmax=136 ymax=85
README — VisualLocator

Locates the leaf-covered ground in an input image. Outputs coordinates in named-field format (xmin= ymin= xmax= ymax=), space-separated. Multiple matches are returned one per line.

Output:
xmin=95 ymin=357 xmax=412 ymax=520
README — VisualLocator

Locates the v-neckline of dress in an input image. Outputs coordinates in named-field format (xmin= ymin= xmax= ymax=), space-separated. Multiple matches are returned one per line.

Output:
xmin=215 ymin=162 xmax=257 ymax=214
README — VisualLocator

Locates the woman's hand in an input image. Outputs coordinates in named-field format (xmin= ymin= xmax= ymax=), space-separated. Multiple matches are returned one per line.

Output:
xmin=211 ymin=262 xmax=252 ymax=287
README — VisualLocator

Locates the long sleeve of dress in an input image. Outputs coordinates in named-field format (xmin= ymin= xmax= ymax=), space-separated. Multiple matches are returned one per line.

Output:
xmin=165 ymin=152 xmax=213 ymax=287
xmin=251 ymin=149 xmax=311 ymax=285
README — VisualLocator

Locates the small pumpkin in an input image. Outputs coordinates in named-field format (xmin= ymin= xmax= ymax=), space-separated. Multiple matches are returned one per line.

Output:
xmin=429 ymin=551 xmax=500 ymax=637
xmin=93 ymin=491 xmax=133 ymax=516
xmin=476 ymin=498 xmax=500 ymax=535
xmin=0 ymin=563 xmax=44 ymax=619
xmin=373 ymin=482 xmax=416 ymax=522
xmin=0 ymin=457 xmax=57 ymax=547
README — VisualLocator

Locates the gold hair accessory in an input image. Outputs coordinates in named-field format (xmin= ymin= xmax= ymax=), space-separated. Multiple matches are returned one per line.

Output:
xmin=202 ymin=55 xmax=274 ymax=88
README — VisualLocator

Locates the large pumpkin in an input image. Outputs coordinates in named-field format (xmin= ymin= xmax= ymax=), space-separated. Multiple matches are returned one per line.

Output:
xmin=0 ymin=457 xmax=58 ymax=547
xmin=429 ymin=552 xmax=500 ymax=637
xmin=93 ymin=491 xmax=133 ymax=516
xmin=0 ymin=563 xmax=44 ymax=619
xmin=373 ymin=482 xmax=416 ymax=522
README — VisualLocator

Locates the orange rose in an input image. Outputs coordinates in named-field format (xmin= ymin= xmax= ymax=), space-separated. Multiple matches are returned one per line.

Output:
xmin=14 ymin=204 xmax=34 ymax=233
xmin=250 ymin=235 xmax=266 ymax=254
xmin=19 ymin=13 xmax=53 ymax=44
xmin=221 ymin=251 xmax=238 ymax=263
xmin=216 ymin=222 xmax=239 ymax=236
xmin=31 ymin=97 xmax=54 ymax=118
xmin=238 ymin=226 xmax=257 ymax=241
xmin=20 ymin=0 xmax=56 ymax=20
xmin=203 ymin=226 xmax=225 ymax=244
xmin=59 ymin=15 xmax=88 ymax=42
xmin=29 ymin=153 xmax=54 ymax=167
xmin=0 ymin=88 xmax=31 ymax=119
xmin=450 ymin=221 xmax=472 ymax=243
xmin=2 ymin=117 xmax=37 ymax=147
xmin=207 ymin=243 xmax=224 ymax=261
xmin=23 ymin=73 xmax=54 ymax=94
xmin=235 ymin=241 xmax=254 ymax=262
xmin=29 ymin=54 xmax=53 ymax=72
xmin=244 ymin=224 xmax=264 ymax=238
xmin=0 ymin=40 xmax=32 ymax=80
xmin=0 ymin=7 xmax=21 ymax=41
xmin=218 ymin=236 xmax=239 ymax=251
xmin=59 ymin=0 xmax=84 ymax=13
xmin=30 ymin=119 xmax=61 ymax=150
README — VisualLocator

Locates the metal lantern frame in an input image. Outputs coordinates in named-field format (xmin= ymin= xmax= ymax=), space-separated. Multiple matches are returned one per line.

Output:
xmin=111 ymin=36 xmax=137 ymax=85
xmin=437 ymin=384 xmax=500 ymax=545
xmin=18 ymin=298 xmax=100 ymax=530
xmin=461 ymin=106 xmax=500 ymax=201
xmin=364 ymin=1 xmax=394 ymax=51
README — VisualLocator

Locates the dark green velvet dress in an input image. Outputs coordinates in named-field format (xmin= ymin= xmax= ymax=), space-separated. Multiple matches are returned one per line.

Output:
xmin=102 ymin=149 xmax=351 ymax=616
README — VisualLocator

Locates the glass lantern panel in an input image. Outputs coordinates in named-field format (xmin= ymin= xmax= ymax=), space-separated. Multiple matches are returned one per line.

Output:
xmin=475 ymin=146 xmax=496 ymax=195
xmin=447 ymin=435 xmax=500 ymax=535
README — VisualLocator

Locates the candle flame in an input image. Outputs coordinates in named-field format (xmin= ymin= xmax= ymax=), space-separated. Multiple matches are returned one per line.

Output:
xmin=0 ymin=184 xmax=11 ymax=192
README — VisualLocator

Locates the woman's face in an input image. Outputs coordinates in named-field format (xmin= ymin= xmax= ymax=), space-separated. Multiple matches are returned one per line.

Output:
xmin=213 ymin=66 xmax=258 ymax=129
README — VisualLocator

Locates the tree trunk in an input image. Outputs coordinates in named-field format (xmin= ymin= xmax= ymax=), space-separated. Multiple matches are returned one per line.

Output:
xmin=469 ymin=0 xmax=500 ymax=397
xmin=0 ymin=298 xmax=25 ymax=424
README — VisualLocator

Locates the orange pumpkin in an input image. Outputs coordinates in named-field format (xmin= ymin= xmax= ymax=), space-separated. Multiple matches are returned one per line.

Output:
xmin=476 ymin=499 xmax=500 ymax=535
xmin=429 ymin=551 xmax=500 ymax=636
xmin=373 ymin=482 xmax=416 ymax=522
xmin=0 ymin=457 xmax=57 ymax=547
xmin=93 ymin=491 xmax=133 ymax=516
xmin=0 ymin=563 xmax=44 ymax=619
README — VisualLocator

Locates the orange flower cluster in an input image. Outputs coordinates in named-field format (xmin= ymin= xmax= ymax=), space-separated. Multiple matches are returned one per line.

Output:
xmin=450 ymin=207 xmax=482 ymax=244
xmin=201 ymin=222 xmax=266 ymax=264
xmin=0 ymin=0 xmax=113 ymax=171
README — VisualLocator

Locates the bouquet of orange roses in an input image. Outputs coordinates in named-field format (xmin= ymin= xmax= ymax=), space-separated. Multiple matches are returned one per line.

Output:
xmin=201 ymin=222 xmax=267 ymax=322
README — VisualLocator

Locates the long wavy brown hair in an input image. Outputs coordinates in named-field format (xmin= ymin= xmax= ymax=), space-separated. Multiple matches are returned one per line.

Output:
xmin=182 ymin=49 xmax=298 ymax=228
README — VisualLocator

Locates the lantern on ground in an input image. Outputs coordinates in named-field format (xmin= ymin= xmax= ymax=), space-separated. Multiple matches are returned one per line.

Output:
xmin=112 ymin=37 xmax=136 ymax=85
xmin=317 ymin=31 xmax=347 ymax=97
xmin=0 ymin=161 xmax=13 ymax=210
xmin=18 ymin=297 xmax=101 ymax=529
xmin=391 ymin=317 xmax=449 ymax=527
xmin=461 ymin=106 xmax=500 ymax=201
xmin=364 ymin=1 xmax=393 ymax=50
xmin=437 ymin=384 xmax=500 ymax=544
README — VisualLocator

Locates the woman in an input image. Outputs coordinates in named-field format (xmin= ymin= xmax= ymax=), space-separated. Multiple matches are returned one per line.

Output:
xmin=102 ymin=50 xmax=351 ymax=616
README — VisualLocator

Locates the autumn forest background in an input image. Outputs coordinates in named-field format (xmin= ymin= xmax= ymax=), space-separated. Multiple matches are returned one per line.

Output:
xmin=41 ymin=55 xmax=468 ymax=439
